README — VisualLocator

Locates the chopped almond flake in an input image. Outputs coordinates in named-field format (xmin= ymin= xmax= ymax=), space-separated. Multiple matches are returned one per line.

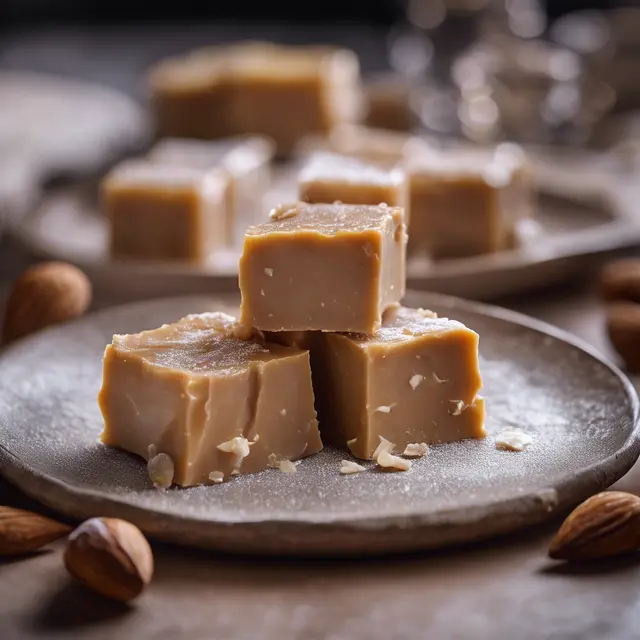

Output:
xmin=260 ymin=289 xmax=265 ymax=296
xmin=377 ymin=450 xmax=412 ymax=471
xmin=264 ymin=268 xmax=274 ymax=277
xmin=208 ymin=471 xmax=225 ymax=483
xmin=374 ymin=405 xmax=392 ymax=414
xmin=432 ymin=373 xmax=448 ymax=384
xmin=217 ymin=436 xmax=250 ymax=458
xmin=417 ymin=308 xmax=438 ymax=318
xmin=409 ymin=374 xmax=424 ymax=389
xmin=340 ymin=460 xmax=366 ymax=475
xmin=147 ymin=444 xmax=157 ymax=459
xmin=373 ymin=435 xmax=395 ymax=460
xmin=403 ymin=442 xmax=429 ymax=457
xmin=495 ymin=429 xmax=533 ymax=452
xmin=449 ymin=400 xmax=467 ymax=416
xmin=279 ymin=460 xmax=297 ymax=473
xmin=267 ymin=453 xmax=279 ymax=468
xmin=280 ymin=409 xmax=287 ymax=416
xmin=148 ymin=452 xmax=174 ymax=490
xmin=269 ymin=206 xmax=297 ymax=221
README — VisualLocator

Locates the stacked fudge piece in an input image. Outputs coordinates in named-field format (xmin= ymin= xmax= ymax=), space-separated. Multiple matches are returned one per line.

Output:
xmin=148 ymin=41 xmax=363 ymax=156
xmin=102 ymin=136 xmax=274 ymax=263
xmin=99 ymin=199 xmax=486 ymax=486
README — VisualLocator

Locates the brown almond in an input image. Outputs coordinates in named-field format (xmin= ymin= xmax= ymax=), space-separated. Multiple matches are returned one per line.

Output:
xmin=600 ymin=258 xmax=640 ymax=303
xmin=64 ymin=517 xmax=154 ymax=602
xmin=3 ymin=261 xmax=92 ymax=344
xmin=549 ymin=491 xmax=640 ymax=561
xmin=605 ymin=302 xmax=640 ymax=372
xmin=0 ymin=505 xmax=71 ymax=556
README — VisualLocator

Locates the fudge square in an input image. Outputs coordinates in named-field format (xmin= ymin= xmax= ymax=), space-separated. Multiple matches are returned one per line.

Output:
xmin=102 ymin=160 xmax=229 ymax=263
xmin=405 ymin=145 xmax=532 ymax=259
xmin=239 ymin=202 xmax=407 ymax=333
xmin=314 ymin=306 xmax=486 ymax=459
xmin=298 ymin=152 xmax=407 ymax=212
xmin=148 ymin=136 xmax=274 ymax=244
xmin=99 ymin=312 xmax=322 ymax=486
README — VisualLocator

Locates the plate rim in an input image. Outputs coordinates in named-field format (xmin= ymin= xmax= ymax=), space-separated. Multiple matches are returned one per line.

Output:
xmin=0 ymin=292 xmax=638 ymax=555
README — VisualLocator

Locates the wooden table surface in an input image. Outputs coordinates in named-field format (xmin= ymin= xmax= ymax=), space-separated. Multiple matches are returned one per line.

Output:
xmin=2 ymin=249 xmax=640 ymax=640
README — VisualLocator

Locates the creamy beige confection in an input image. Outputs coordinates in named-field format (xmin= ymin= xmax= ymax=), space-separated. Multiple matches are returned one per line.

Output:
xmin=99 ymin=312 xmax=322 ymax=486
xmin=312 ymin=305 xmax=486 ymax=459
xmin=405 ymin=143 xmax=534 ymax=259
xmin=102 ymin=159 xmax=229 ymax=263
xmin=148 ymin=136 xmax=274 ymax=243
xmin=148 ymin=41 xmax=363 ymax=155
xmin=298 ymin=152 xmax=407 ymax=212
xmin=239 ymin=202 xmax=406 ymax=333
xmin=363 ymin=73 xmax=419 ymax=132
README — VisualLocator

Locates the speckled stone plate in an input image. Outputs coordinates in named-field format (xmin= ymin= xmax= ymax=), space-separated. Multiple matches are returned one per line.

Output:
xmin=0 ymin=292 xmax=638 ymax=556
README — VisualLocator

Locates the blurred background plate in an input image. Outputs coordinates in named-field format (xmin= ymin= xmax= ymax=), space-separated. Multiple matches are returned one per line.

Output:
xmin=14 ymin=163 xmax=640 ymax=303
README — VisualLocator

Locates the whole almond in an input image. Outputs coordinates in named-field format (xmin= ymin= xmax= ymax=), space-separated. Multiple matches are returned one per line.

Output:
xmin=600 ymin=258 xmax=640 ymax=303
xmin=606 ymin=302 xmax=640 ymax=372
xmin=64 ymin=517 xmax=154 ymax=602
xmin=549 ymin=491 xmax=640 ymax=561
xmin=0 ymin=505 xmax=71 ymax=556
xmin=3 ymin=261 xmax=92 ymax=344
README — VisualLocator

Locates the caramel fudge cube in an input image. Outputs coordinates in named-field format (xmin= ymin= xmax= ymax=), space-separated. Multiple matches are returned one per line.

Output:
xmin=148 ymin=136 xmax=274 ymax=243
xmin=405 ymin=146 xmax=531 ymax=259
xmin=99 ymin=312 xmax=322 ymax=486
xmin=102 ymin=160 xmax=229 ymax=263
xmin=313 ymin=306 xmax=486 ymax=459
xmin=298 ymin=152 xmax=407 ymax=212
xmin=239 ymin=202 xmax=406 ymax=333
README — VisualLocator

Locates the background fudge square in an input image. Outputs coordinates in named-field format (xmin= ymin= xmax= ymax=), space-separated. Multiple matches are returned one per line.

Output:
xmin=100 ymin=312 xmax=322 ymax=486
xmin=239 ymin=202 xmax=407 ymax=333
xmin=406 ymin=146 xmax=532 ymax=260
xmin=298 ymin=151 xmax=406 ymax=210
xmin=102 ymin=160 xmax=229 ymax=263
xmin=314 ymin=306 xmax=486 ymax=459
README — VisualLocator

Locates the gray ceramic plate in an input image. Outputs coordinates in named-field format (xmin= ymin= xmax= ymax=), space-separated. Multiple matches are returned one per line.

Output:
xmin=0 ymin=292 xmax=638 ymax=556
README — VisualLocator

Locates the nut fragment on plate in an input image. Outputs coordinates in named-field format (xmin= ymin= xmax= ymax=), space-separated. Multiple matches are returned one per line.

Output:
xmin=599 ymin=258 xmax=640 ymax=303
xmin=372 ymin=435 xmax=395 ymax=460
xmin=495 ymin=428 xmax=533 ymax=451
xmin=64 ymin=517 xmax=154 ymax=601
xmin=0 ymin=506 xmax=71 ymax=556
xmin=2 ymin=261 xmax=92 ymax=344
xmin=549 ymin=491 xmax=640 ymax=561
xmin=403 ymin=442 xmax=429 ymax=457
xmin=377 ymin=450 xmax=412 ymax=471
xmin=278 ymin=459 xmax=297 ymax=473
xmin=340 ymin=460 xmax=367 ymax=475
xmin=606 ymin=302 xmax=640 ymax=372
xmin=147 ymin=452 xmax=175 ymax=489
xmin=208 ymin=471 xmax=225 ymax=483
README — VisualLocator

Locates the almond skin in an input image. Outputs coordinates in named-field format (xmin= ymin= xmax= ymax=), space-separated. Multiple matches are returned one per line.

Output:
xmin=0 ymin=506 xmax=71 ymax=556
xmin=549 ymin=491 xmax=640 ymax=561
xmin=2 ymin=261 xmax=92 ymax=344
xmin=64 ymin=517 xmax=154 ymax=602
xmin=606 ymin=302 xmax=640 ymax=373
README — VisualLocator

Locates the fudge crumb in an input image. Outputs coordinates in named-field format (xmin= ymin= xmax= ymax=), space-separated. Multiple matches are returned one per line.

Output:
xmin=433 ymin=373 xmax=448 ymax=384
xmin=340 ymin=460 xmax=366 ymax=475
xmin=208 ymin=471 xmax=225 ymax=483
xmin=409 ymin=374 xmax=424 ymax=390
xmin=148 ymin=452 xmax=174 ymax=490
xmin=373 ymin=435 xmax=395 ymax=460
xmin=377 ymin=450 xmax=412 ymax=471
xmin=264 ymin=268 xmax=274 ymax=277
xmin=279 ymin=460 xmax=297 ymax=473
xmin=417 ymin=308 xmax=438 ymax=318
xmin=147 ymin=444 xmax=157 ymax=459
xmin=496 ymin=428 xmax=533 ymax=452
xmin=449 ymin=400 xmax=468 ymax=416
xmin=374 ymin=405 xmax=392 ymax=414
xmin=347 ymin=438 xmax=358 ymax=454
xmin=269 ymin=205 xmax=297 ymax=221
xmin=231 ymin=469 xmax=240 ymax=476
xmin=403 ymin=442 xmax=429 ymax=457
xmin=217 ymin=436 xmax=250 ymax=459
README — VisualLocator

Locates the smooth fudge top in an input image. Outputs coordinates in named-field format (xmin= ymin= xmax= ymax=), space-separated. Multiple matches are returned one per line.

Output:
xmin=299 ymin=152 xmax=405 ymax=187
xmin=249 ymin=202 xmax=404 ymax=237
xmin=102 ymin=159 xmax=211 ymax=190
xmin=345 ymin=305 xmax=474 ymax=345
xmin=111 ymin=312 xmax=294 ymax=374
